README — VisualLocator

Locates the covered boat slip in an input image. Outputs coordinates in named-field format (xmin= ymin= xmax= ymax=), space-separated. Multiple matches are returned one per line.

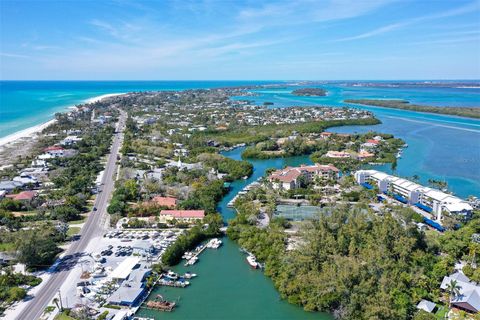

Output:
xmin=393 ymin=194 xmax=408 ymax=204
xmin=423 ymin=217 xmax=445 ymax=232
xmin=361 ymin=182 xmax=374 ymax=190
xmin=415 ymin=202 xmax=433 ymax=213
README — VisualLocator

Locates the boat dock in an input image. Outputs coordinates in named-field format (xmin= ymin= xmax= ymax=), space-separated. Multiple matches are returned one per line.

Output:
xmin=158 ymin=278 xmax=190 ymax=287
xmin=227 ymin=179 xmax=262 ymax=207
xmin=143 ymin=294 xmax=176 ymax=312
xmin=184 ymin=244 xmax=207 ymax=266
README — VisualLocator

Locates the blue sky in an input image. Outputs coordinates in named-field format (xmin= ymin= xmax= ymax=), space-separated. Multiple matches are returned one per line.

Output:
xmin=1 ymin=0 xmax=479 ymax=80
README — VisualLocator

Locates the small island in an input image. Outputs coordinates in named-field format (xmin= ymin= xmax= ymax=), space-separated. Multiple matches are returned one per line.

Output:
xmin=345 ymin=99 xmax=480 ymax=119
xmin=292 ymin=88 xmax=327 ymax=96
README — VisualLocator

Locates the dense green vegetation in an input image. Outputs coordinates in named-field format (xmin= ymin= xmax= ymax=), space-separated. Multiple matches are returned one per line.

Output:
xmin=345 ymin=99 xmax=480 ymax=119
xmin=196 ymin=153 xmax=253 ymax=180
xmin=228 ymin=203 xmax=452 ymax=320
xmin=179 ymin=180 xmax=226 ymax=214
xmin=194 ymin=118 xmax=381 ymax=147
xmin=15 ymin=226 xmax=65 ymax=269
xmin=242 ymin=136 xmax=316 ymax=159
xmin=438 ymin=213 xmax=480 ymax=281
xmin=0 ymin=268 xmax=42 ymax=312
xmin=292 ymin=88 xmax=327 ymax=96
xmin=50 ymin=126 xmax=114 ymax=197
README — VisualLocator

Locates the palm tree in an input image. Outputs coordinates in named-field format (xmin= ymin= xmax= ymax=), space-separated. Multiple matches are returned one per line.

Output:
xmin=52 ymin=297 xmax=61 ymax=311
xmin=445 ymin=279 xmax=461 ymax=308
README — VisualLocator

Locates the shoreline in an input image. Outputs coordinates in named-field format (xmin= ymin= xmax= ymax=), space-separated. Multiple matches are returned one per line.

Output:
xmin=0 ymin=93 xmax=125 ymax=149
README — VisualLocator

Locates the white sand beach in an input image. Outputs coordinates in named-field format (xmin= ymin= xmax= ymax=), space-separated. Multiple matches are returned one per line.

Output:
xmin=85 ymin=92 xmax=125 ymax=104
xmin=0 ymin=118 xmax=57 ymax=149
xmin=0 ymin=92 xmax=126 ymax=149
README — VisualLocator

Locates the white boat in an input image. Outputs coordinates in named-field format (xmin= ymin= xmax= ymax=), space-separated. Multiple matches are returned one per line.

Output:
xmin=184 ymin=272 xmax=197 ymax=279
xmin=246 ymin=255 xmax=258 ymax=269
xmin=211 ymin=238 xmax=222 ymax=249
xmin=206 ymin=238 xmax=222 ymax=249
xmin=185 ymin=256 xmax=198 ymax=266
xmin=166 ymin=270 xmax=179 ymax=280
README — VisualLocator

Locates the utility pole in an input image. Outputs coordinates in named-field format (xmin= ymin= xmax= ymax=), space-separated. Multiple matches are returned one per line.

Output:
xmin=58 ymin=289 xmax=64 ymax=311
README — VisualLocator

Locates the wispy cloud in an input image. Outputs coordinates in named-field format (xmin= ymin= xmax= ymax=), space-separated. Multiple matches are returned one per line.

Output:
xmin=0 ymin=52 xmax=30 ymax=59
xmin=408 ymin=35 xmax=480 ymax=46
xmin=335 ymin=1 xmax=480 ymax=41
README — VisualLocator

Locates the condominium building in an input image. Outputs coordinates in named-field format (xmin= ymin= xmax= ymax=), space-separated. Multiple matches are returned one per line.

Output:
xmin=354 ymin=170 xmax=473 ymax=221
xmin=269 ymin=164 xmax=339 ymax=190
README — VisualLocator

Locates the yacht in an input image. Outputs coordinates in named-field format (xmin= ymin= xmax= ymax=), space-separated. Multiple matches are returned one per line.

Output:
xmin=246 ymin=255 xmax=258 ymax=269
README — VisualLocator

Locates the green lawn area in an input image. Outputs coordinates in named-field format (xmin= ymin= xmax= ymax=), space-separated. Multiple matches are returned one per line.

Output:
xmin=0 ymin=242 xmax=15 ymax=251
xmin=435 ymin=304 xmax=448 ymax=319
xmin=67 ymin=227 xmax=81 ymax=237
xmin=54 ymin=312 xmax=76 ymax=320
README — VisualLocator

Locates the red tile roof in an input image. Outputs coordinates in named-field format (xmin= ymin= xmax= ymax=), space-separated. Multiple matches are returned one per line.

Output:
xmin=151 ymin=196 xmax=177 ymax=208
xmin=366 ymin=139 xmax=380 ymax=145
xmin=269 ymin=168 xmax=302 ymax=183
xmin=44 ymin=146 xmax=64 ymax=152
xmin=269 ymin=164 xmax=339 ymax=183
xmin=358 ymin=151 xmax=375 ymax=159
xmin=6 ymin=191 xmax=37 ymax=201
xmin=160 ymin=210 xmax=205 ymax=219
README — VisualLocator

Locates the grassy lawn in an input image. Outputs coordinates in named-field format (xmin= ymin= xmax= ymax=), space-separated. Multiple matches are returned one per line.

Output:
xmin=435 ymin=305 xmax=448 ymax=319
xmin=54 ymin=312 xmax=76 ymax=320
xmin=0 ymin=242 xmax=15 ymax=251
xmin=67 ymin=227 xmax=81 ymax=237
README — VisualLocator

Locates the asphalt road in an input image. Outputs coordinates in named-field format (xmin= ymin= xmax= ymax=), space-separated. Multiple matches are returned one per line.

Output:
xmin=16 ymin=111 xmax=126 ymax=320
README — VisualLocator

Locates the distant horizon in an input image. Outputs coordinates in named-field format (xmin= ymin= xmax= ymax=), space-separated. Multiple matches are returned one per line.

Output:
xmin=1 ymin=79 xmax=480 ymax=82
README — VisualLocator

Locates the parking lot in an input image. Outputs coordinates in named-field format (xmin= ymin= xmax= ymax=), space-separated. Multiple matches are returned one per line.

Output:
xmin=55 ymin=229 xmax=184 ymax=318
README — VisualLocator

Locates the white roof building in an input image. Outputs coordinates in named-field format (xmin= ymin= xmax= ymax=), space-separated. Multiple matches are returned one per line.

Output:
xmin=354 ymin=170 xmax=473 ymax=221
xmin=110 ymin=257 xmax=140 ymax=280
xmin=440 ymin=271 xmax=480 ymax=314
xmin=416 ymin=299 xmax=436 ymax=313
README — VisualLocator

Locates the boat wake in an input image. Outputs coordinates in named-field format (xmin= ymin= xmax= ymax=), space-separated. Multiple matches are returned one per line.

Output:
xmin=385 ymin=116 xmax=480 ymax=133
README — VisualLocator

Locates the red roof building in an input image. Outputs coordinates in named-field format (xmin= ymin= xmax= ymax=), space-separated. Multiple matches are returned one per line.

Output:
xmin=44 ymin=146 xmax=64 ymax=152
xmin=160 ymin=210 xmax=205 ymax=221
xmin=150 ymin=196 xmax=177 ymax=208
xmin=366 ymin=139 xmax=380 ymax=145
xmin=357 ymin=151 xmax=375 ymax=160
xmin=269 ymin=164 xmax=339 ymax=190
xmin=320 ymin=132 xmax=333 ymax=139
xmin=6 ymin=191 xmax=37 ymax=201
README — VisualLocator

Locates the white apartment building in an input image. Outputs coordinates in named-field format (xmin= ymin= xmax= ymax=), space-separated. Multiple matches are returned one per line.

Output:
xmin=354 ymin=170 xmax=473 ymax=221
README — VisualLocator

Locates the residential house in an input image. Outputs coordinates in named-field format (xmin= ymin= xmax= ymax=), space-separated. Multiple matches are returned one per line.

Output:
xmin=159 ymin=210 xmax=205 ymax=223
xmin=6 ymin=190 xmax=37 ymax=202
xmin=149 ymin=196 xmax=177 ymax=209
xmin=0 ymin=181 xmax=24 ymax=192
xmin=325 ymin=151 xmax=351 ymax=158
xmin=440 ymin=271 xmax=480 ymax=313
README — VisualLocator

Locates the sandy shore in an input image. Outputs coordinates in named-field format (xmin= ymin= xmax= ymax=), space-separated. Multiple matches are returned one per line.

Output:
xmin=0 ymin=119 xmax=57 ymax=149
xmin=85 ymin=92 xmax=125 ymax=104
xmin=0 ymin=93 xmax=125 ymax=150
